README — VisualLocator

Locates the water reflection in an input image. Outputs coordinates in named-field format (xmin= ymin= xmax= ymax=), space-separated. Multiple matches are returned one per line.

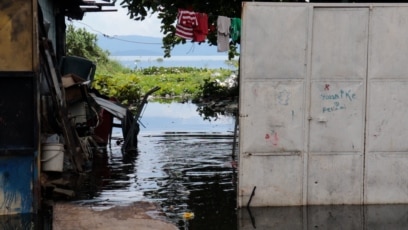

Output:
xmin=68 ymin=102 xmax=408 ymax=230
xmin=138 ymin=133 xmax=237 ymax=229
xmin=71 ymin=102 xmax=238 ymax=230
xmin=239 ymin=205 xmax=408 ymax=230
xmin=73 ymin=132 xmax=237 ymax=229
xmin=73 ymin=146 xmax=142 ymax=206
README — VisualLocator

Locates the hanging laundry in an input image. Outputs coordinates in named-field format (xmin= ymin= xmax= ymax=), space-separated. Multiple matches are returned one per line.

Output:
xmin=193 ymin=12 xmax=208 ymax=42
xmin=217 ymin=15 xmax=230 ymax=52
xmin=175 ymin=8 xmax=198 ymax=40
xmin=230 ymin=18 xmax=241 ymax=43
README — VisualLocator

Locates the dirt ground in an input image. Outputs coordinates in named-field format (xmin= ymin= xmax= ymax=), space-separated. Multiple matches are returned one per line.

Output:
xmin=53 ymin=201 xmax=178 ymax=230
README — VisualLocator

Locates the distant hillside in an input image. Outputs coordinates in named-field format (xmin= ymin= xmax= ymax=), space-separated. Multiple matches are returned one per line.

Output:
xmin=97 ymin=35 xmax=220 ymax=56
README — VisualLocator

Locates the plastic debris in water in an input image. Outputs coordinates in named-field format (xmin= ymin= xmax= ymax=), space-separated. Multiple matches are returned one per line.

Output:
xmin=183 ymin=212 xmax=195 ymax=220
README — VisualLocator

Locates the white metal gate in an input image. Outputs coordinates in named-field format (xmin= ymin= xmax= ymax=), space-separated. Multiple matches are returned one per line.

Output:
xmin=239 ymin=3 xmax=408 ymax=207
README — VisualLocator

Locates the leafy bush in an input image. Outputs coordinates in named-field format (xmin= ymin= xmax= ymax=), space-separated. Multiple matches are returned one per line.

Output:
xmin=92 ymin=73 xmax=142 ymax=105
xmin=92 ymin=67 xmax=234 ymax=106
xmin=192 ymin=74 xmax=239 ymax=120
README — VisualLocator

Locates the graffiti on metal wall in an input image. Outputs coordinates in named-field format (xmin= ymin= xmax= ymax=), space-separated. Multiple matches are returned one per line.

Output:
xmin=320 ymin=84 xmax=356 ymax=113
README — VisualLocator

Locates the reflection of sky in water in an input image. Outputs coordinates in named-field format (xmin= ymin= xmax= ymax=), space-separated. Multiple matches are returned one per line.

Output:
xmin=77 ymin=102 xmax=237 ymax=229
xmin=72 ymin=102 xmax=408 ymax=230
xmin=113 ymin=102 xmax=235 ymax=135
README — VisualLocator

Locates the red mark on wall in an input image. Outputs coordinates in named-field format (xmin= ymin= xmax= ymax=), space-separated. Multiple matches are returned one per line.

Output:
xmin=272 ymin=133 xmax=279 ymax=146
xmin=324 ymin=84 xmax=330 ymax=91
xmin=265 ymin=134 xmax=270 ymax=139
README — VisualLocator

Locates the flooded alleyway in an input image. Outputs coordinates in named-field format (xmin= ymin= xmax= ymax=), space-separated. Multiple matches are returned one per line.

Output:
xmin=51 ymin=102 xmax=408 ymax=230
xmin=69 ymin=102 xmax=238 ymax=230
xmin=3 ymin=102 xmax=408 ymax=229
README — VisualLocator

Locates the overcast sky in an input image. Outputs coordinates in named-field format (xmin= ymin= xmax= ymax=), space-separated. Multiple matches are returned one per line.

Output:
xmin=69 ymin=4 xmax=163 ymax=38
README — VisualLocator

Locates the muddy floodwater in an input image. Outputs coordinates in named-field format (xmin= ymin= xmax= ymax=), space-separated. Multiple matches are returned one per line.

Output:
xmin=2 ymin=102 xmax=408 ymax=229
xmin=73 ymin=102 xmax=238 ymax=230
xmin=59 ymin=102 xmax=408 ymax=230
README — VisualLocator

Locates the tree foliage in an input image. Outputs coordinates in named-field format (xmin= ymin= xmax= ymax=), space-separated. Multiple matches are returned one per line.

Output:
xmin=65 ymin=25 xmax=132 ymax=74
xmin=119 ymin=0 xmax=401 ymax=58
xmin=65 ymin=24 xmax=110 ymax=65
xmin=119 ymin=0 xmax=244 ymax=58
xmin=118 ymin=0 xmax=308 ymax=58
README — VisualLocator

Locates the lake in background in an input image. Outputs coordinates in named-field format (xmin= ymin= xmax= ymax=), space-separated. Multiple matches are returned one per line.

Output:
xmin=111 ymin=55 xmax=237 ymax=70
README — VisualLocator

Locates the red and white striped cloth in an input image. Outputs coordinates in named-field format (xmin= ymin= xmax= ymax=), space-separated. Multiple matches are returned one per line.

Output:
xmin=175 ymin=9 xmax=198 ymax=40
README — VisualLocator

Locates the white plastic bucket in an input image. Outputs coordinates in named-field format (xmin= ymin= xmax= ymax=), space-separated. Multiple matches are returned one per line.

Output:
xmin=41 ymin=143 xmax=64 ymax=172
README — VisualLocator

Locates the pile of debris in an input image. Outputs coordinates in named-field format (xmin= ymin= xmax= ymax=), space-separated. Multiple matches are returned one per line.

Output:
xmin=38 ymin=39 xmax=159 ymax=200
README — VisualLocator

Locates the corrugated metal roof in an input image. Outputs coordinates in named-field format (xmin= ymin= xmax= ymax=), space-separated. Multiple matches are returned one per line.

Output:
xmin=59 ymin=0 xmax=117 ymax=20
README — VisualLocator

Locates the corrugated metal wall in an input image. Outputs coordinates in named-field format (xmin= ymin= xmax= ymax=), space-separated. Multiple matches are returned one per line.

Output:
xmin=38 ymin=0 xmax=57 ymax=51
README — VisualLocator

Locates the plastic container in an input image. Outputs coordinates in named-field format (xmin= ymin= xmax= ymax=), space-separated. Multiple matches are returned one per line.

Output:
xmin=41 ymin=143 xmax=64 ymax=172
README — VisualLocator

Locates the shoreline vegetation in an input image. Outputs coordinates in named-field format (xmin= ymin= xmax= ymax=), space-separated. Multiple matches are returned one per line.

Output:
xmin=92 ymin=65 xmax=239 ymax=120
xmin=66 ymin=25 xmax=239 ymax=120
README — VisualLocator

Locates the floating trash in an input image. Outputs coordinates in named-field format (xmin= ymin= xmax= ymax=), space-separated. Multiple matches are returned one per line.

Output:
xmin=182 ymin=212 xmax=195 ymax=220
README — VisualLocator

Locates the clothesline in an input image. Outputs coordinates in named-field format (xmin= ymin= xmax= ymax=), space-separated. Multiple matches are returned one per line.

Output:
xmin=175 ymin=8 xmax=241 ymax=53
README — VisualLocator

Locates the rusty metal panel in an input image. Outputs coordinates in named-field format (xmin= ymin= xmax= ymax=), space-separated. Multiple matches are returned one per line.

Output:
xmin=0 ymin=0 xmax=33 ymax=71
xmin=240 ymin=4 xmax=309 ymax=79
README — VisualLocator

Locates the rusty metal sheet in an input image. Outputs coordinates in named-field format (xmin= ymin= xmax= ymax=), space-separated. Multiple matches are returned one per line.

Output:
xmin=0 ymin=0 xmax=33 ymax=71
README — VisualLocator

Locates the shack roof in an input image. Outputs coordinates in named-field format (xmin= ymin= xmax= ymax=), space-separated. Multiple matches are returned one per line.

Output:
xmin=59 ymin=0 xmax=117 ymax=20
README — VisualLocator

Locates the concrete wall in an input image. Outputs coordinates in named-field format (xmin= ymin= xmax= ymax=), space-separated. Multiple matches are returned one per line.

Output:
xmin=239 ymin=3 xmax=408 ymax=207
